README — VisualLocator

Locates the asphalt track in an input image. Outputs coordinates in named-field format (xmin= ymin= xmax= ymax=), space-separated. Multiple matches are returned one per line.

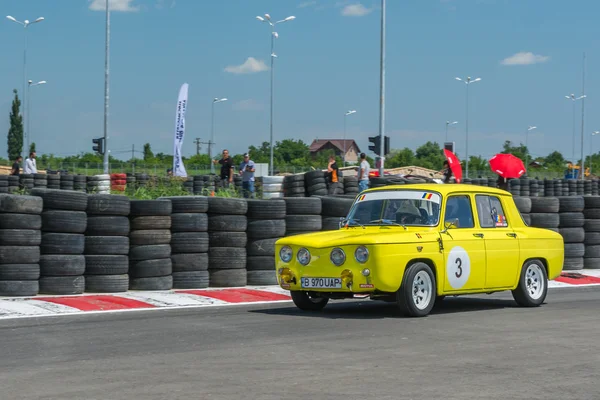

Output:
xmin=1 ymin=287 xmax=600 ymax=400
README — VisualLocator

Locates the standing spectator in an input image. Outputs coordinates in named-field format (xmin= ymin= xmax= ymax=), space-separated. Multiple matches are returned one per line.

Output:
xmin=357 ymin=152 xmax=370 ymax=192
xmin=10 ymin=156 xmax=22 ymax=176
xmin=213 ymin=149 xmax=234 ymax=187
xmin=24 ymin=152 xmax=37 ymax=174
xmin=327 ymin=155 xmax=340 ymax=195
xmin=440 ymin=160 xmax=453 ymax=183
xmin=239 ymin=153 xmax=256 ymax=198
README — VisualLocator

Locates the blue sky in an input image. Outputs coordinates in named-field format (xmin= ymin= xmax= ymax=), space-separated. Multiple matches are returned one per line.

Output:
xmin=0 ymin=0 xmax=599 ymax=163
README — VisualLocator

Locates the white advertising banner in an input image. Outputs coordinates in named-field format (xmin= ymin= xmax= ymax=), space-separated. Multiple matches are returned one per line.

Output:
xmin=173 ymin=83 xmax=189 ymax=177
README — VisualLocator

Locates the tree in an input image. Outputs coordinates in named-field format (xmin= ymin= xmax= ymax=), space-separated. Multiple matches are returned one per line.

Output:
xmin=501 ymin=140 xmax=528 ymax=163
xmin=386 ymin=148 xmax=415 ymax=168
xmin=29 ymin=142 xmax=36 ymax=154
xmin=143 ymin=143 xmax=154 ymax=161
xmin=7 ymin=89 xmax=23 ymax=160
xmin=414 ymin=141 xmax=445 ymax=170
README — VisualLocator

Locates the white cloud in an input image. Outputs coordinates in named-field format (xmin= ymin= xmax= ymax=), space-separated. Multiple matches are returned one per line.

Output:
xmin=233 ymin=99 xmax=265 ymax=111
xmin=341 ymin=3 xmax=373 ymax=17
xmin=224 ymin=57 xmax=269 ymax=74
xmin=501 ymin=52 xmax=550 ymax=66
xmin=298 ymin=1 xmax=317 ymax=8
xmin=89 ymin=0 xmax=140 ymax=12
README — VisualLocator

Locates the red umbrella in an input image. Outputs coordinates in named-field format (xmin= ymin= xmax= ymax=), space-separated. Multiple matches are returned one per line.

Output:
xmin=489 ymin=153 xmax=526 ymax=178
xmin=443 ymin=149 xmax=463 ymax=183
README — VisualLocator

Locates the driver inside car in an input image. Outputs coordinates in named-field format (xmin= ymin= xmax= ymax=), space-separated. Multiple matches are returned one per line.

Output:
xmin=394 ymin=201 xmax=423 ymax=224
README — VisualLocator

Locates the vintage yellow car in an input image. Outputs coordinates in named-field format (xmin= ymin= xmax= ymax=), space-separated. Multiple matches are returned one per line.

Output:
xmin=275 ymin=184 xmax=564 ymax=317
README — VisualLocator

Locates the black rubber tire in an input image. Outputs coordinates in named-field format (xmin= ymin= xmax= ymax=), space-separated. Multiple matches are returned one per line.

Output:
xmin=0 ymin=193 xmax=43 ymax=214
xmin=585 ymin=220 xmax=600 ymax=232
xmin=0 ymin=264 xmax=40 ymax=280
xmin=247 ymin=270 xmax=278 ymax=285
xmin=321 ymin=196 xmax=355 ymax=217
xmin=396 ymin=262 xmax=436 ymax=317
xmin=559 ymin=212 xmax=584 ymax=228
xmin=557 ymin=196 xmax=584 ymax=212
xmin=246 ymin=219 xmax=286 ymax=240
xmin=0 ymin=229 xmax=41 ymax=246
xmin=529 ymin=197 xmax=559 ymax=213
xmin=84 ymin=236 xmax=130 ymax=255
xmin=172 ymin=271 xmax=209 ymax=289
xmin=40 ymin=254 xmax=86 ymax=276
xmin=584 ymin=232 xmax=600 ymax=245
xmin=30 ymin=188 xmax=88 ymax=211
xmin=86 ymin=216 xmax=130 ymax=236
xmin=170 ymin=213 xmax=208 ymax=232
xmin=87 ymin=194 xmax=131 ymax=216
xmin=285 ymin=215 xmax=322 ymax=232
xmin=513 ymin=196 xmax=532 ymax=213
xmin=129 ymin=258 xmax=172 ymax=278
xmin=41 ymin=233 xmax=85 ymax=255
xmin=41 ymin=210 xmax=87 ymax=233
xmin=246 ymin=256 xmax=276 ymax=271
xmin=208 ymin=247 xmax=246 ymax=269
xmin=247 ymin=199 xmax=286 ymax=219
xmin=209 ymin=232 xmax=247 ymax=248
xmin=129 ymin=275 xmax=173 ymax=290
xmin=0 ymin=280 xmax=39 ymax=296
xmin=130 ymin=216 xmax=172 ymax=230
xmin=129 ymin=244 xmax=171 ymax=261
xmin=158 ymin=196 xmax=208 ymax=213
xmin=322 ymin=217 xmax=342 ymax=231
xmin=283 ymin=197 xmax=322 ymax=215
xmin=171 ymin=253 xmax=209 ymax=272
xmin=585 ymin=245 xmax=600 ymax=258
xmin=290 ymin=291 xmax=329 ymax=311
xmin=565 ymin=243 xmax=585 ymax=258
xmin=129 ymin=229 xmax=172 ymax=246
xmin=208 ymin=215 xmax=248 ymax=232
xmin=559 ymin=227 xmax=585 ymax=243
xmin=207 ymin=197 xmax=248 ymax=215
xmin=0 ymin=214 xmax=42 ymax=230
xmin=563 ymin=257 xmax=584 ymax=271
xmin=529 ymin=213 xmax=560 ymax=228
xmin=39 ymin=276 xmax=85 ymax=295
xmin=171 ymin=232 xmax=209 ymax=253
xmin=247 ymin=238 xmax=278 ymax=256
xmin=84 ymin=255 xmax=129 ymax=275
xmin=208 ymin=269 xmax=247 ymax=287
xmin=85 ymin=274 xmax=129 ymax=293
xmin=583 ymin=208 xmax=600 ymax=219
xmin=584 ymin=257 xmax=600 ymax=269
xmin=511 ymin=259 xmax=548 ymax=306
xmin=584 ymin=196 xmax=600 ymax=209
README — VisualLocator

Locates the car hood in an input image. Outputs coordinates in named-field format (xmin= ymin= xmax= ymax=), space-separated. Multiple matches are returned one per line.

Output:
xmin=277 ymin=227 xmax=440 ymax=248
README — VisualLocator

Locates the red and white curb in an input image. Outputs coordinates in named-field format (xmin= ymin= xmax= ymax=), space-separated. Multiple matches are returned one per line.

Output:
xmin=0 ymin=271 xmax=598 ymax=320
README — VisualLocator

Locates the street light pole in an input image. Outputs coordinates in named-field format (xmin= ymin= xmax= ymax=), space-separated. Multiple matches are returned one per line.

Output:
xmin=591 ymin=131 xmax=600 ymax=176
xmin=27 ymin=80 xmax=46 ymax=154
xmin=103 ymin=0 xmax=110 ymax=174
xmin=256 ymin=14 xmax=296 ymax=176
xmin=343 ymin=110 xmax=356 ymax=167
xmin=6 ymin=15 xmax=44 ymax=159
xmin=565 ymin=93 xmax=585 ymax=169
xmin=580 ymin=52 xmax=587 ymax=180
xmin=455 ymin=76 xmax=481 ymax=179
xmin=445 ymin=120 xmax=458 ymax=143
xmin=378 ymin=0 xmax=386 ymax=177
xmin=525 ymin=125 xmax=537 ymax=175
xmin=210 ymin=97 xmax=227 ymax=174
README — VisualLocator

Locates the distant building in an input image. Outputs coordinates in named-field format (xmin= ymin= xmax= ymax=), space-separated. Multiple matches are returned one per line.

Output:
xmin=309 ymin=139 xmax=361 ymax=164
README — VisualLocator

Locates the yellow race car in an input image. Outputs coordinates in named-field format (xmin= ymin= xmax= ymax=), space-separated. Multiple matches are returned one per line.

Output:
xmin=275 ymin=184 xmax=564 ymax=317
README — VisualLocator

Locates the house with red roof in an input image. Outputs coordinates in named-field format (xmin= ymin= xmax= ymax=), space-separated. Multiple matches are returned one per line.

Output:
xmin=309 ymin=139 xmax=361 ymax=164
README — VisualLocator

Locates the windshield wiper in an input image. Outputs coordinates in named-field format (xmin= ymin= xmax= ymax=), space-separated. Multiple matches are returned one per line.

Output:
xmin=342 ymin=218 xmax=365 ymax=229
xmin=369 ymin=219 xmax=408 ymax=230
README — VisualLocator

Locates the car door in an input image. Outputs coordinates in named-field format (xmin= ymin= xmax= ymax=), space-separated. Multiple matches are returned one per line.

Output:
xmin=474 ymin=194 xmax=521 ymax=289
xmin=441 ymin=195 xmax=487 ymax=292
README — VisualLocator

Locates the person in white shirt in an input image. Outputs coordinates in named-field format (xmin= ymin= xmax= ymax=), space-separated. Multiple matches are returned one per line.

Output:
xmin=24 ymin=152 xmax=37 ymax=174
xmin=357 ymin=152 xmax=370 ymax=192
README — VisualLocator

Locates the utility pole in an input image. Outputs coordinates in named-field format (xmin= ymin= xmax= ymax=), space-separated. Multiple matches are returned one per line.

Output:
xmin=194 ymin=137 xmax=201 ymax=155
xmin=378 ymin=0 xmax=386 ymax=176
xmin=103 ymin=0 xmax=110 ymax=174
xmin=580 ymin=52 xmax=587 ymax=180
xmin=131 ymin=144 xmax=135 ymax=175
xmin=208 ymin=140 xmax=213 ymax=160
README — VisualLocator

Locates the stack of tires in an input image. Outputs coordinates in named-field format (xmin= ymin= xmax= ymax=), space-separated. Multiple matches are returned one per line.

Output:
xmin=557 ymin=196 xmax=585 ymax=271
xmin=7 ymin=175 xmax=19 ymax=193
xmin=321 ymin=196 xmax=354 ymax=230
xmin=128 ymin=199 xmax=173 ymax=290
xmin=84 ymin=194 xmax=131 ymax=293
xmin=88 ymin=174 xmax=111 ymax=194
xmin=284 ymin=197 xmax=322 ymax=236
xmin=544 ymin=179 xmax=554 ymax=197
xmin=207 ymin=197 xmax=247 ymax=287
xmin=193 ymin=175 xmax=205 ymax=195
xmin=529 ymin=197 xmax=559 ymax=233
xmin=33 ymin=173 xmax=47 ymax=189
xmin=0 ymin=193 xmax=43 ymax=296
xmin=513 ymin=197 xmax=532 ymax=226
xmin=343 ymin=176 xmax=359 ymax=196
xmin=126 ymin=174 xmax=136 ymax=189
xmin=576 ymin=180 xmax=584 ymax=196
xmin=567 ymin=180 xmax=576 ymax=196
xmin=34 ymin=189 xmax=88 ymax=295
xmin=304 ymin=171 xmax=328 ymax=196
xmin=0 ymin=176 xmax=8 ymax=194
xmin=583 ymin=196 xmax=600 ymax=270
xmin=134 ymin=173 xmax=150 ymax=189
xmin=46 ymin=174 xmax=60 ymax=190
xmin=508 ymin=179 xmax=520 ymax=196
xmin=592 ymin=179 xmax=599 ymax=196
xmin=160 ymin=196 xmax=209 ymax=289
xmin=60 ymin=174 xmax=74 ymax=191
xmin=182 ymin=177 xmax=194 ymax=194
xmin=110 ymin=173 xmax=127 ymax=193
xmin=19 ymin=174 xmax=33 ymax=191
xmin=246 ymin=199 xmax=286 ymax=285
xmin=584 ymin=180 xmax=592 ymax=196
xmin=529 ymin=179 xmax=539 ymax=197
xmin=260 ymin=176 xmax=285 ymax=199
xmin=74 ymin=175 xmax=87 ymax=192
xmin=283 ymin=174 xmax=306 ymax=197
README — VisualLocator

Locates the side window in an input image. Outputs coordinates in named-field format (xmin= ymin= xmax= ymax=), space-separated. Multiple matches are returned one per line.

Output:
xmin=475 ymin=195 xmax=508 ymax=228
xmin=444 ymin=196 xmax=474 ymax=228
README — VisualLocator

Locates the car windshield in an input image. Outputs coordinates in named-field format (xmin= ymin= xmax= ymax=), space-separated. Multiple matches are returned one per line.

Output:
xmin=346 ymin=190 xmax=441 ymax=227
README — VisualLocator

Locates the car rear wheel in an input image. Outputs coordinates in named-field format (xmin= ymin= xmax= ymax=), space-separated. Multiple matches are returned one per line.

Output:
xmin=397 ymin=262 xmax=436 ymax=317
xmin=290 ymin=291 xmax=329 ymax=311
xmin=512 ymin=259 xmax=548 ymax=307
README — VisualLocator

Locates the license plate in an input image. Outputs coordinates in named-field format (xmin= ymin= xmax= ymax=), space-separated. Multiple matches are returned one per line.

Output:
xmin=301 ymin=277 xmax=342 ymax=289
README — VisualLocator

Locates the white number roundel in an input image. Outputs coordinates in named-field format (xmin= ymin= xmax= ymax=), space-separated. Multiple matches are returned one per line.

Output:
xmin=446 ymin=246 xmax=471 ymax=289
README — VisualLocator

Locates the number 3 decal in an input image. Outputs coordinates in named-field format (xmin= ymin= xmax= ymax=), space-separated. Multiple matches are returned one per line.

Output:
xmin=455 ymin=257 xmax=462 ymax=278
xmin=447 ymin=247 xmax=470 ymax=289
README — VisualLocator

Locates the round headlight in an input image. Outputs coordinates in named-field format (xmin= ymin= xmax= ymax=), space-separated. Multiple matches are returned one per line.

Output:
xmin=279 ymin=246 xmax=292 ymax=263
xmin=330 ymin=248 xmax=346 ymax=266
xmin=355 ymin=246 xmax=369 ymax=263
xmin=297 ymin=248 xmax=311 ymax=266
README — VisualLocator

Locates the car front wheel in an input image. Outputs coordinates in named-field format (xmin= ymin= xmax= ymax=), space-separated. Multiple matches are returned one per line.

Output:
xmin=290 ymin=291 xmax=329 ymax=311
xmin=512 ymin=259 xmax=548 ymax=307
xmin=397 ymin=262 xmax=436 ymax=317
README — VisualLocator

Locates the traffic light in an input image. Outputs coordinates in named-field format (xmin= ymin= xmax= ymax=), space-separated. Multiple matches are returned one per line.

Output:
xmin=93 ymin=137 xmax=105 ymax=155
xmin=368 ymin=135 xmax=390 ymax=156
xmin=384 ymin=136 xmax=390 ymax=156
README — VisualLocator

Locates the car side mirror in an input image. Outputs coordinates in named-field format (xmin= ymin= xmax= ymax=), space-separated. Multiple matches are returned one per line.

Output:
xmin=442 ymin=219 xmax=458 ymax=233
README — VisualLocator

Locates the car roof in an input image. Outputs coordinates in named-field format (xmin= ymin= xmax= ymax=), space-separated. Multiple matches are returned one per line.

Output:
xmin=364 ymin=183 xmax=512 ymax=197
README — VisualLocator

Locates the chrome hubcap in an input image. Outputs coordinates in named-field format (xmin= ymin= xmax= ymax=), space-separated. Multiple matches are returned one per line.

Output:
xmin=412 ymin=271 xmax=432 ymax=310
xmin=525 ymin=264 xmax=545 ymax=300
